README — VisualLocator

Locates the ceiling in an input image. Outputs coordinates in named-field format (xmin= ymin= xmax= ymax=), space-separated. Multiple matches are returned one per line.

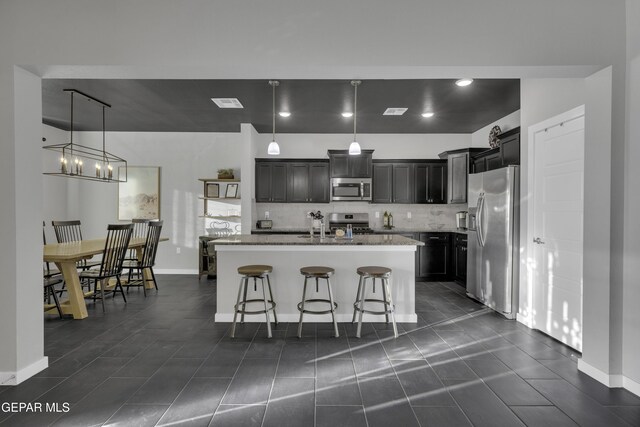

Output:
xmin=42 ymin=79 xmax=520 ymax=134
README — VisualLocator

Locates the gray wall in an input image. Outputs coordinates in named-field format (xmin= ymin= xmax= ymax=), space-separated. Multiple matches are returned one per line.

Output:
xmin=0 ymin=0 xmax=632 ymax=388
xmin=624 ymin=0 xmax=640 ymax=389
xmin=42 ymin=128 xmax=243 ymax=273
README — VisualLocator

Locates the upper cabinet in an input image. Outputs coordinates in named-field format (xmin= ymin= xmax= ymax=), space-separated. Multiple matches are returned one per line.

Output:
xmin=255 ymin=161 xmax=288 ymax=202
xmin=373 ymin=160 xmax=447 ymax=204
xmin=415 ymin=161 xmax=447 ymax=204
xmin=438 ymin=148 xmax=486 ymax=204
xmin=256 ymin=159 xmax=329 ymax=203
xmin=328 ymin=149 xmax=374 ymax=178
xmin=471 ymin=127 xmax=521 ymax=173
xmin=288 ymin=161 xmax=330 ymax=203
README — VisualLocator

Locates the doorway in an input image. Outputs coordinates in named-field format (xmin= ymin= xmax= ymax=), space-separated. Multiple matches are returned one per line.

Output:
xmin=529 ymin=106 xmax=585 ymax=351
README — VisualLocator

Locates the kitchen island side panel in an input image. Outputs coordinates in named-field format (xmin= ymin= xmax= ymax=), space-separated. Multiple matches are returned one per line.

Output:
xmin=214 ymin=245 xmax=417 ymax=323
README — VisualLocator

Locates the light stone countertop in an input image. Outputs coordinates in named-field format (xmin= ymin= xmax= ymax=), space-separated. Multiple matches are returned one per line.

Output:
xmin=250 ymin=228 xmax=468 ymax=235
xmin=214 ymin=234 xmax=424 ymax=246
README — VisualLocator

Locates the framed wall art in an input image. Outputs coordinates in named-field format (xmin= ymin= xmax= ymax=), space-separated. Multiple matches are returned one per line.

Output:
xmin=205 ymin=183 xmax=220 ymax=198
xmin=225 ymin=183 xmax=239 ymax=198
xmin=118 ymin=166 xmax=161 ymax=220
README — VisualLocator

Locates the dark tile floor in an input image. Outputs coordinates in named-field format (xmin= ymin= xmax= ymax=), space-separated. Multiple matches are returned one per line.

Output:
xmin=1 ymin=275 xmax=639 ymax=426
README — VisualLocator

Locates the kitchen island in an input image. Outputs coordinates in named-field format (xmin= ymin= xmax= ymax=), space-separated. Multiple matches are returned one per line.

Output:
xmin=213 ymin=234 xmax=423 ymax=323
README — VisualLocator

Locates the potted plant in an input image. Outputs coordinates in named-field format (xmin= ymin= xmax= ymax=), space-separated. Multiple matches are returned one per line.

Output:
xmin=217 ymin=168 xmax=234 ymax=179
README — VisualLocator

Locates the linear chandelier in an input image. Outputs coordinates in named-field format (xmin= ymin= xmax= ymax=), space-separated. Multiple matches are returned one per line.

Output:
xmin=43 ymin=89 xmax=127 ymax=183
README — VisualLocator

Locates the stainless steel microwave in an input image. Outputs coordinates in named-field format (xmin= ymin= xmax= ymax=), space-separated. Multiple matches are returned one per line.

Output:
xmin=331 ymin=178 xmax=372 ymax=201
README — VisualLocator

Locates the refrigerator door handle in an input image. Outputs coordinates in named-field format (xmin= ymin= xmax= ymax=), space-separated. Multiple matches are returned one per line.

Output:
xmin=477 ymin=193 xmax=486 ymax=247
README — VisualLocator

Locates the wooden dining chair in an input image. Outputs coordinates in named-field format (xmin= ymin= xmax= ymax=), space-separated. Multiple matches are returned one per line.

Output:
xmin=125 ymin=218 xmax=151 ymax=281
xmin=51 ymin=220 xmax=102 ymax=271
xmin=123 ymin=220 xmax=163 ymax=296
xmin=44 ymin=276 xmax=64 ymax=319
xmin=79 ymin=223 xmax=134 ymax=312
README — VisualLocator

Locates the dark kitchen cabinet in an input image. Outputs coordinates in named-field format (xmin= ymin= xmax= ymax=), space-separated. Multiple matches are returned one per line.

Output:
xmin=372 ymin=163 xmax=393 ymax=203
xmin=454 ymin=233 xmax=468 ymax=285
xmin=258 ymin=160 xmax=329 ymax=203
xmin=255 ymin=161 xmax=288 ymax=202
xmin=438 ymin=148 xmax=485 ymax=204
xmin=418 ymin=232 xmax=451 ymax=280
xmin=288 ymin=162 xmax=329 ymax=203
xmin=485 ymin=150 xmax=502 ymax=170
xmin=372 ymin=161 xmax=416 ymax=204
xmin=472 ymin=156 xmax=487 ymax=174
xmin=414 ymin=161 xmax=447 ymax=204
xmin=392 ymin=163 xmax=413 ymax=203
xmin=328 ymin=149 xmax=373 ymax=178
xmin=448 ymin=153 xmax=468 ymax=204
xmin=499 ymin=128 xmax=521 ymax=166
xmin=470 ymin=127 xmax=521 ymax=173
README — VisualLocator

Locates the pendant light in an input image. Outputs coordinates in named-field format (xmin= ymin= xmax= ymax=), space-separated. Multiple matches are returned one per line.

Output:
xmin=349 ymin=80 xmax=362 ymax=155
xmin=43 ymin=89 xmax=127 ymax=183
xmin=267 ymin=80 xmax=281 ymax=156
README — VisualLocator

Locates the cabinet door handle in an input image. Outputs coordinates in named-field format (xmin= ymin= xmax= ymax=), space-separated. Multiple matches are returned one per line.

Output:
xmin=429 ymin=236 xmax=440 ymax=240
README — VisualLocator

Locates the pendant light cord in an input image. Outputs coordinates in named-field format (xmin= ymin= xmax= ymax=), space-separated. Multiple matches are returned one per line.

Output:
xmin=70 ymin=92 xmax=74 ymax=147
xmin=272 ymin=82 xmax=276 ymax=140
xmin=353 ymin=82 xmax=357 ymax=140
xmin=102 ymin=105 xmax=107 ymax=164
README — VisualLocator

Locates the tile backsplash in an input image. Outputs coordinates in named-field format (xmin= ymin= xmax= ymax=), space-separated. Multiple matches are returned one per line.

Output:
xmin=254 ymin=202 xmax=466 ymax=230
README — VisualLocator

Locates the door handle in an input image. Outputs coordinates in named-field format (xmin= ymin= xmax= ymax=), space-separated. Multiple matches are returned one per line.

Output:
xmin=533 ymin=237 xmax=545 ymax=244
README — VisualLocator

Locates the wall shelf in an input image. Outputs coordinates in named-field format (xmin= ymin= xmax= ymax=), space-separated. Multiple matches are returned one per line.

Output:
xmin=198 ymin=178 xmax=240 ymax=183
xmin=199 ymin=215 xmax=242 ymax=219
xmin=198 ymin=196 xmax=241 ymax=202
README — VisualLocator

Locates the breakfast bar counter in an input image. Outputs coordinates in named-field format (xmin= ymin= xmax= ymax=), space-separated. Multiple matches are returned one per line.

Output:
xmin=213 ymin=234 xmax=423 ymax=323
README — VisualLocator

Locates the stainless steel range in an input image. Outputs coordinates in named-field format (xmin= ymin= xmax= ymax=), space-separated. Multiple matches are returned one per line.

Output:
xmin=328 ymin=213 xmax=373 ymax=234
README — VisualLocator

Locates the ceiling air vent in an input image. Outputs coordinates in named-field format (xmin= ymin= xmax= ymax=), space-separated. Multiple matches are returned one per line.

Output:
xmin=211 ymin=98 xmax=244 ymax=108
xmin=383 ymin=107 xmax=408 ymax=116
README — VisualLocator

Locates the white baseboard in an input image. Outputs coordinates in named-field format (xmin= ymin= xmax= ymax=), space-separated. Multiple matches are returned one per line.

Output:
xmin=214 ymin=313 xmax=418 ymax=323
xmin=154 ymin=269 xmax=199 ymax=275
xmin=516 ymin=313 xmax=533 ymax=328
xmin=578 ymin=360 xmax=640 ymax=396
xmin=0 ymin=357 xmax=48 ymax=386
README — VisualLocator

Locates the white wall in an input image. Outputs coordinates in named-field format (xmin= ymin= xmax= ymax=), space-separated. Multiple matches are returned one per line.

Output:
xmin=254 ymin=133 xmax=470 ymax=159
xmin=42 ymin=129 xmax=243 ymax=273
xmin=518 ymin=78 xmax=587 ymax=325
xmin=471 ymin=110 xmax=521 ymax=148
xmin=623 ymin=0 xmax=640 ymax=391
xmin=42 ymin=125 xmax=68 ymax=243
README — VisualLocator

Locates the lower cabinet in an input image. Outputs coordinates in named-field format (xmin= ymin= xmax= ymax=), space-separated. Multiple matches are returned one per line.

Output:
xmin=453 ymin=233 xmax=467 ymax=285
xmin=417 ymin=232 xmax=451 ymax=280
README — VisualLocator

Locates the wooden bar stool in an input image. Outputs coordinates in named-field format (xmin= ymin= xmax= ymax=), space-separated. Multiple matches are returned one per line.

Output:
xmin=231 ymin=265 xmax=278 ymax=338
xmin=352 ymin=266 xmax=398 ymax=338
xmin=298 ymin=266 xmax=339 ymax=338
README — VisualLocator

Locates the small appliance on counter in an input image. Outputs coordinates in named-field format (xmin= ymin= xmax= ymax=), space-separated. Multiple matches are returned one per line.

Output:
xmin=256 ymin=220 xmax=273 ymax=229
xmin=456 ymin=211 xmax=468 ymax=230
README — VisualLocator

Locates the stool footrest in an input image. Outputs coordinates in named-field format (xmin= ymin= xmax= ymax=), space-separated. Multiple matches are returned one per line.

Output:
xmin=234 ymin=298 xmax=277 ymax=315
xmin=297 ymin=298 xmax=338 ymax=315
xmin=353 ymin=298 xmax=395 ymax=316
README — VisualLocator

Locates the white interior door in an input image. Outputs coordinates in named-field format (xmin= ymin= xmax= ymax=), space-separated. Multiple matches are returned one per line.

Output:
xmin=532 ymin=114 xmax=585 ymax=351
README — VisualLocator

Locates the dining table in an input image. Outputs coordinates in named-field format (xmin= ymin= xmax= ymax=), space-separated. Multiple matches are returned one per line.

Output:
xmin=43 ymin=236 xmax=168 ymax=319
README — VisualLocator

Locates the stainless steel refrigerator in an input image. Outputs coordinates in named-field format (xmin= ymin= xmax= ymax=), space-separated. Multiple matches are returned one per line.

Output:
xmin=467 ymin=166 xmax=519 ymax=319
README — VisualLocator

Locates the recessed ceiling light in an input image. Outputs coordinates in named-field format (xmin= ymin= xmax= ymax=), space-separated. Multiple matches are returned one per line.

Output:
xmin=383 ymin=108 xmax=408 ymax=116
xmin=342 ymin=112 xmax=353 ymax=118
xmin=455 ymin=78 xmax=474 ymax=87
xmin=278 ymin=111 xmax=291 ymax=117
xmin=211 ymin=98 xmax=244 ymax=108
xmin=422 ymin=112 xmax=435 ymax=118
